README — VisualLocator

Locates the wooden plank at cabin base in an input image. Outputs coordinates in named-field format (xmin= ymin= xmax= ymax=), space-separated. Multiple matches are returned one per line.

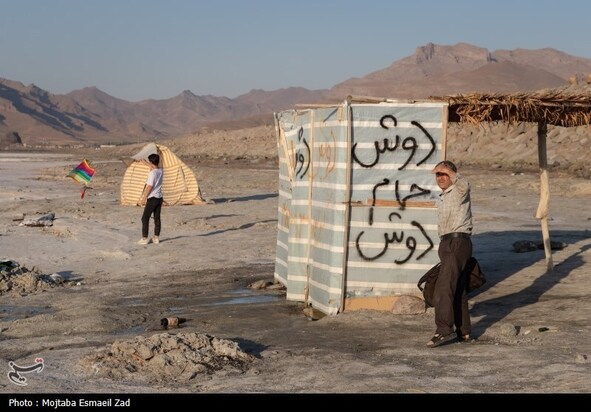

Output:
xmin=344 ymin=296 xmax=397 ymax=311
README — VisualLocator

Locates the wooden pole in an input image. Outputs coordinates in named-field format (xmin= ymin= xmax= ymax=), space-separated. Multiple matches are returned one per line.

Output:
xmin=304 ymin=111 xmax=315 ymax=305
xmin=535 ymin=121 xmax=553 ymax=271
xmin=339 ymin=97 xmax=353 ymax=312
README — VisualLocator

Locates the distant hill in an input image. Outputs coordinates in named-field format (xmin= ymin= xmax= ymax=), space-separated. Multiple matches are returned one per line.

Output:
xmin=2 ymin=42 xmax=591 ymax=146
xmin=328 ymin=43 xmax=574 ymax=98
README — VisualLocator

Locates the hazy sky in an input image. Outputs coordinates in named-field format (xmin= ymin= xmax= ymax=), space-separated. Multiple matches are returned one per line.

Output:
xmin=1 ymin=0 xmax=590 ymax=101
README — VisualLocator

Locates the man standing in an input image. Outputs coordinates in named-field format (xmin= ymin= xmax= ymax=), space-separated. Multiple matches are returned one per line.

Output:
xmin=138 ymin=153 xmax=163 ymax=245
xmin=427 ymin=160 xmax=473 ymax=347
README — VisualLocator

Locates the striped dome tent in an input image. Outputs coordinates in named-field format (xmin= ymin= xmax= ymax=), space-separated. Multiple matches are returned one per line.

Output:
xmin=120 ymin=143 xmax=206 ymax=206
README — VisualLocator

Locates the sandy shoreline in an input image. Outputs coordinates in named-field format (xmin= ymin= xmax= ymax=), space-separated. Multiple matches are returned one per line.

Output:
xmin=1 ymin=150 xmax=590 ymax=393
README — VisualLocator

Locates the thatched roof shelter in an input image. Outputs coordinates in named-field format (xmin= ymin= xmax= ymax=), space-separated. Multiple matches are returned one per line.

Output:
xmin=435 ymin=85 xmax=591 ymax=127
xmin=431 ymin=85 xmax=591 ymax=271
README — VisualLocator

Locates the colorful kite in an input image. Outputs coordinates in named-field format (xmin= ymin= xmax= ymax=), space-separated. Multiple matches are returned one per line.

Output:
xmin=67 ymin=159 xmax=95 ymax=198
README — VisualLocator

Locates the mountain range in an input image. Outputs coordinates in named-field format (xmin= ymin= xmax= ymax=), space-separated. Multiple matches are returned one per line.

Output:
xmin=2 ymin=42 xmax=591 ymax=146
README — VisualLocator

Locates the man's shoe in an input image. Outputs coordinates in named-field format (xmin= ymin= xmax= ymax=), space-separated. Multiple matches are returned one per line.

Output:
xmin=426 ymin=332 xmax=457 ymax=348
xmin=137 ymin=238 xmax=149 ymax=245
xmin=152 ymin=236 xmax=159 ymax=244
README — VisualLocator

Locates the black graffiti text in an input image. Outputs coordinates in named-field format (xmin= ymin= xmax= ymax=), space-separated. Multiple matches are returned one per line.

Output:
xmin=355 ymin=214 xmax=433 ymax=265
xmin=294 ymin=127 xmax=310 ymax=179
xmin=352 ymin=116 xmax=436 ymax=170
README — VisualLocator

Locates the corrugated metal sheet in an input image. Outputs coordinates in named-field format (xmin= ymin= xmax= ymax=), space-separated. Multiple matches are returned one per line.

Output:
xmin=275 ymin=101 xmax=447 ymax=315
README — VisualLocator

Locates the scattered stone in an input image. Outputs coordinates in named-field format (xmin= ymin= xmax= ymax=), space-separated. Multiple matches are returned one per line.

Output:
xmin=391 ymin=295 xmax=425 ymax=315
xmin=575 ymin=354 xmax=590 ymax=364
xmin=248 ymin=279 xmax=285 ymax=292
xmin=49 ymin=273 xmax=64 ymax=284
xmin=19 ymin=213 xmax=55 ymax=227
xmin=513 ymin=240 xmax=538 ymax=253
xmin=536 ymin=241 xmax=567 ymax=251
xmin=0 ymin=260 xmax=74 ymax=296
xmin=266 ymin=282 xmax=286 ymax=291
xmin=303 ymin=306 xmax=326 ymax=321
xmin=0 ymin=258 xmax=17 ymax=269
xmin=81 ymin=332 xmax=255 ymax=382
xmin=499 ymin=323 xmax=518 ymax=337
xmin=248 ymin=279 xmax=272 ymax=290
xmin=513 ymin=240 xmax=567 ymax=253
xmin=535 ymin=326 xmax=558 ymax=333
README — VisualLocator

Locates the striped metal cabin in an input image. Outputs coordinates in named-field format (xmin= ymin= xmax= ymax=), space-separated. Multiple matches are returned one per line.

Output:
xmin=275 ymin=100 xmax=448 ymax=315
